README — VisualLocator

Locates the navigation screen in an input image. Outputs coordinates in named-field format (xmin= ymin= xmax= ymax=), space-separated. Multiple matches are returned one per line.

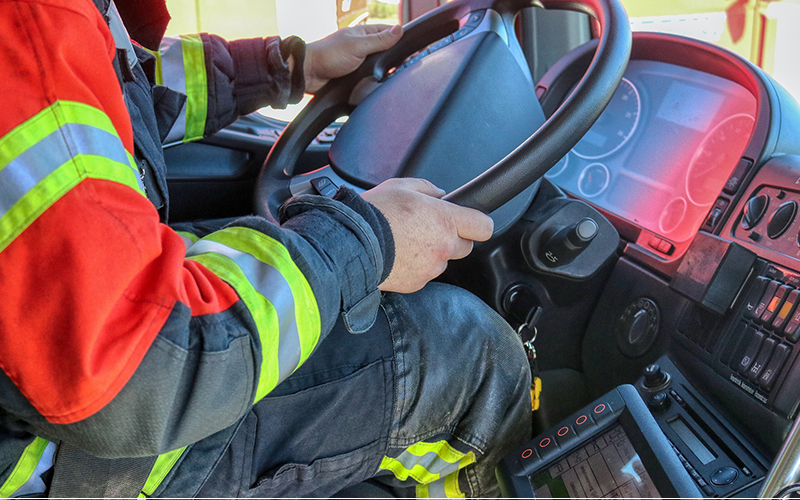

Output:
xmin=529 ymin=424 xmax=661 ymax=499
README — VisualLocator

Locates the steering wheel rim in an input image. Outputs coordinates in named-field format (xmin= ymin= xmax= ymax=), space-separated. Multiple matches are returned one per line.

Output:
xmin=255 ymin=0 xmax=631 ymax=219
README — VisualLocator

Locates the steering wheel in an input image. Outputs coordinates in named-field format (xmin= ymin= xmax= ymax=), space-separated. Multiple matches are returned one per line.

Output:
xmin=255 ymin=0 xmax=631 ymax=225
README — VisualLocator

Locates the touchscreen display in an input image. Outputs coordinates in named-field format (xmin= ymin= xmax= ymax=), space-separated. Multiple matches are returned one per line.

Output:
xmin=529 ymin=424 xmax=661 ymax=499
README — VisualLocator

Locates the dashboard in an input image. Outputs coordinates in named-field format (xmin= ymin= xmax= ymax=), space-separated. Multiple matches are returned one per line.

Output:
xmin=546 ymin=60 xmax=756 ymax=245
xmin=524 ymin=31 xmax=800 ymax=498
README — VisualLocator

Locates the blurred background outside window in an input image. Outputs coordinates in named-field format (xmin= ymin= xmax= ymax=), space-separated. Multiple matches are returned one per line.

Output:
xmin=622 ymin=0 xmax=800 ymax=105
xmin=163 ymin=0 xmax=800 ymax=123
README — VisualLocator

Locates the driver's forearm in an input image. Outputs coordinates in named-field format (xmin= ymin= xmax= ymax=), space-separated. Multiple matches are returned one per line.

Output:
xmin=152 ymin=34 xmax=305 ymax=144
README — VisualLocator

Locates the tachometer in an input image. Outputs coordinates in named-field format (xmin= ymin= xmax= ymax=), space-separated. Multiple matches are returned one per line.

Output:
xmin=685 ymin=113 xmax=755 ymax=207
xmin=572 ymin=78 xmax=641 ymax=159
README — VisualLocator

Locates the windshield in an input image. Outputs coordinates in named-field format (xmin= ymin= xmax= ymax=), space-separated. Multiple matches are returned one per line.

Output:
xmin=621 ymin=0 xmax=800 ymax=103
xmin=164 ymin=0 xmax=400 ymax=122
xmin=164 ymin=0 xmax=800 ymax=121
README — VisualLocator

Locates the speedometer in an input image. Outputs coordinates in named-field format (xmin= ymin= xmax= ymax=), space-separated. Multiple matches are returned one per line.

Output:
xmin=572 ymin=78 xmax=641 ymax=159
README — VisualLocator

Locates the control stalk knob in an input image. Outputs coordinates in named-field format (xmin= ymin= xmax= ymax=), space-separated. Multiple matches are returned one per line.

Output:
xmin=643 ymin=363 xmax=669 ymax=390
xmin=538 ymin=217 xmax=598 ymax=268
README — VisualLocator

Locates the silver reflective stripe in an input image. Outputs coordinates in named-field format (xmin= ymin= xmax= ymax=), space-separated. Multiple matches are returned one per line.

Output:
xmin=427 ymin=477 xmax=448 ymax=499
xmin=187 ymin=240 xmax=302 ymax=382
xmin=160 ymin=37 xmax=188 ymax=144
xmin=9 ymin=441 xmax=56 ymax=498
xmin=0 ymin=123 xmax=139 ymax=217
xmin=178 ymin=234 xmax=195 ymax=250
xmin=390 ymin=450 xmax=463 ymax=479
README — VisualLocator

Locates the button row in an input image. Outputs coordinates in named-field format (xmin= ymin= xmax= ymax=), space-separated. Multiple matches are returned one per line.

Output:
xmin=725 ymin=322 xmax=792 ymax=392
xmin=670 ymin=441 xmax=715 ymax=497
xmin=518 ymin=394 xmax=623 ymax=465
xmin=394 ymin=11 xmax=485 ymax=75
xmin=743 ymin=277 xmax=800 ymax=341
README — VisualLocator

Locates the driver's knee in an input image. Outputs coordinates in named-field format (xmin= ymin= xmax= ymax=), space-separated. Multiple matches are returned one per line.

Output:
xmin=380 ymin=282 xmax=531 ymax=434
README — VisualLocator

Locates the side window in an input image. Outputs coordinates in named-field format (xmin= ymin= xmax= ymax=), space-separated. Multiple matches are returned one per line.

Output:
xmin=620 ymin=0 xmax=800 ymax=104
xmin=164 ymin=0 xmax=400 ymax=122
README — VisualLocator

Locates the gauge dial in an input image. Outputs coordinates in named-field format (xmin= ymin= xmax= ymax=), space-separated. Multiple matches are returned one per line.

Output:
xmin=685 ymin=113 xmax=755 ymax=206
xmin=572 ymin=78 xmax=641 ymax=159
xmin=578 ymin=163 xmax=610 ymax=198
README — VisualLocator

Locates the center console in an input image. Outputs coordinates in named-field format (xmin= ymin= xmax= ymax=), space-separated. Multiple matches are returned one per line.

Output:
xmin=498 ymin=360 xmax=769 ymax=498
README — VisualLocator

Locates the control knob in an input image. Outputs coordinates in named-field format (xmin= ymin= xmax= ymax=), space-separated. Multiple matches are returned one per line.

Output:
xmin=767 ymin=201 xmax=798 ymax=239
xmin=741 ymin=194 xmax=769 ymax=230
xmin=538 ymin=217 xmax=598 ymax=268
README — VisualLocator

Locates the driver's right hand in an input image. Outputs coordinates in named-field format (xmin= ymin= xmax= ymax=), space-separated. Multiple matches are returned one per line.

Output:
xmin=361 ymin=178 xmax=493 ymax=294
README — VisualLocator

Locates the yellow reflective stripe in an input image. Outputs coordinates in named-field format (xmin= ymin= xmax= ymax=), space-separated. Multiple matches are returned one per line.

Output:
xmin=444 ymin=469 xmax=465 ymax=499
xmin=0 ymin=437 xmax=48 ymax=497
xmin=180 ymin=34 xmax=207 ymax=142
xmin=138 ymin=446 xmax=186 ymax=498
xmin=379 ymin=440 xmax=476 ymax=485
xmin=142 ymin=47 xmax=164 ymax=86
xmin=186 ymin=227 xmax=321 ymax=401
xmin=0 ymin=101 xmax=118 ymax=172
xmin=420 ymin=468 xmax=468 ymax=500
xmin=189 ymin=251 xmax=283 ymax=395
xmin=0 ymin=155 xmax=142 ymax=254
xmin=416 ymin=483 xmax=430 ymax=498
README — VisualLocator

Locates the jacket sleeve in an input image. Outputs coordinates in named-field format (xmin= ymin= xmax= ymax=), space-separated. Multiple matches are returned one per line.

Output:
xmin=0 ymin=0 xmax=392 ymax=458
xmin=153 ymin=33 xmax=305 ymax=143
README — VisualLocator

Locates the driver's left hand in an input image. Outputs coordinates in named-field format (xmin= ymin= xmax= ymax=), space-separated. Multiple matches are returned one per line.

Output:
xmin=300 ymin=24 xmax=403 ymax=93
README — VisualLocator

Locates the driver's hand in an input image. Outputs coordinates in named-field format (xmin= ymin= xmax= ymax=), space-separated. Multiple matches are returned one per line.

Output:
xmin=361 ymin=178 xmax=493 ymax=294
xmin=301 ymin=24 xmax=403 ymax=93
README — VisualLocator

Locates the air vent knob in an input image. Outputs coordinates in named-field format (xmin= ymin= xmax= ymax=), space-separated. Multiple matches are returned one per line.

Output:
xmin=767 ymin=201 xmax=798 ymax=239
xmin=742 ymin=194 xmax=769 ymax=230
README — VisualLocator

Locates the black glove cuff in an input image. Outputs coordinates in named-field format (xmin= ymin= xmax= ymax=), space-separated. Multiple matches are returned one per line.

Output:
xmin=279 ymin=35 xmax=307 ymax=104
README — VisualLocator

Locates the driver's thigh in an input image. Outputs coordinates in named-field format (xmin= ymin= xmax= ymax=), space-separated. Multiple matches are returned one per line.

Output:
xmin=377 ymin=283 xmax=532 ymax=498
xmin=188 ymin=283 xmax=530 ymax=498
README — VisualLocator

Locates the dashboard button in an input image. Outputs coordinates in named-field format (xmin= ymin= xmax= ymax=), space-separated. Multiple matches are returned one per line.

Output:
xmin=744 ymin=277 xmax=770 ymax=320
xmin=573 ymin=414 xmax=593 ymax=435
xmin=310 ymin=177 xmax=338 ymax=198
xmin=537 ymin=436 xmax=559 ymax=461
xmin=748 ymin=337 xmax=776 ymax=382
xmin=759 ymin=343 xmax=791 ymax=391
xmin=767 ymin=201 xmax=798 ymax=239
xmin=784 ymin=306 xmax=800 ymax=341
xmin=742 ymin=194 xmax=770 ymax=230
xmin=774 ymin=289 xmax=800 ymax=331
xmin=710 ymin=466 xmax=739 ymax=486
xmin=754 ymin=281 xmax=781 ymax=321
xmin=736 ymin=330 xmax=765 ymax=374
xmin=465 ymin=10 xmax=485 ymax=27
xmin=705 ymin=198 xmax=730 ymax=231
xmin=761 ymin=285 xmax=792 ymax=324
xmin=555 ymin=426 xmax=579 ymax=449
xmin=730 ymin=326 xmax=758 ymax=369
xmin=724 ymin=158 xmax=753 ymax=195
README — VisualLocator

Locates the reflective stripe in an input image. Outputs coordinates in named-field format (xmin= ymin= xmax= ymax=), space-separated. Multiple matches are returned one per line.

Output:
xmin=159 ymin=37 xmax=187 ymax=143
xmin=175 ymin=230 xmax=198 ymax=250
xmin=143 ymin=47 xmax=164 ymax=86
xmin=0 ymin=101 xmax=144 ymax=253
xmin=379 ymin=440 xmax=476 ymax=486
xmin=0 ymin=438 xmax=52 ymax=498
xmin=186 ymin=227 xmax=320 ymax=400
xmin=159 ymin=35 xmax=207 ymax=143
xmin=422 ymin=471 xmax=466 ymax=499
xmin=138 ymin=446 xmax=186 ymax=498
xmin=180 ymin=34 xmax=207 ymax=142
